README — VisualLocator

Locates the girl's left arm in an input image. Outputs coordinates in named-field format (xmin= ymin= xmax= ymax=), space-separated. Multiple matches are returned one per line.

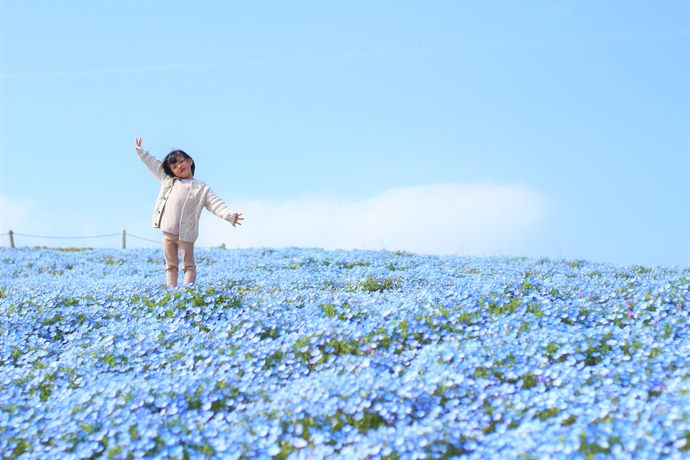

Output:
xmin=204 ymin=188 xmax=241 ymax=226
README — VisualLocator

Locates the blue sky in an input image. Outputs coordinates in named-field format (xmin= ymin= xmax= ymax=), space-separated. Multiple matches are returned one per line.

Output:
xmin=1 ymin=0 xmax=688 ymax=268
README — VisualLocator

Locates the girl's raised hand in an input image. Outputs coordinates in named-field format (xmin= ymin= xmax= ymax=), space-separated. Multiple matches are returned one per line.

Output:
xmin=135 ymin=137 xmax=143 ymax=149
xmin=234 ymin=213 xmax=244 ymax=226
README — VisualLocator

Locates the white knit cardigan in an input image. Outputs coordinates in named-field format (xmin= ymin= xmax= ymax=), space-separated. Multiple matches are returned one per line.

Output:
xmin=136 ymin=148 xmax=237 ymax=243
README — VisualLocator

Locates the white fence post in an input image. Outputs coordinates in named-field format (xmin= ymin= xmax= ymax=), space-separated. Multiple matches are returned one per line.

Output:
xmin=8 ymin=230 xmax=14 ymax=249
xmin=121 ymin=230 xmax=126 ymax=249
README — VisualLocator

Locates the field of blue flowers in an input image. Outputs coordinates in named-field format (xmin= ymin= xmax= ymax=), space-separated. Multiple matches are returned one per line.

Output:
xmin=1 ymin=247 xmax=689 ymax=460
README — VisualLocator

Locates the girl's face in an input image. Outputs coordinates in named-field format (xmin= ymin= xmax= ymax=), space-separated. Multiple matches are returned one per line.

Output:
xmin=169 ymin=155 xmax=194 ymax=179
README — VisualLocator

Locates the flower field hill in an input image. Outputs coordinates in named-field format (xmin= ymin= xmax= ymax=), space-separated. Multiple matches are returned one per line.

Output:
xmin=1 ymin=247 xmax=690 ymax=460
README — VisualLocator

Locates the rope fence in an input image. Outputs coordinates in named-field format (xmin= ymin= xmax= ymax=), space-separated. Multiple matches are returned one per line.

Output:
xmin=8 ymin=232 xmax=121 ymax=239
xmin=126 ymin=233 xmax=164 ymax=244
xmin=0 ymin=230 xmax=163 ymax=249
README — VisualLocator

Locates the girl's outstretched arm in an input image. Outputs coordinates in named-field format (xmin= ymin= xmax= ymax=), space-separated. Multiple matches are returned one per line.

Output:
xmin=134 ymin=137 xmax=166 ymax=183
xmin=204 ymin=188 xmax=242 ymax=227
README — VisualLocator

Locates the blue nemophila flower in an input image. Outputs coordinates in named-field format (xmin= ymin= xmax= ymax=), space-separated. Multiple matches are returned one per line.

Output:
xmin=1 ymin=248 xmax=690 ymax=458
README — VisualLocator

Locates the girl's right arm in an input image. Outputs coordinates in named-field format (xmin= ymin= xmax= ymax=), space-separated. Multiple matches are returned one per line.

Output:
xmin=135 ymin=138 xmax=167 ymax=184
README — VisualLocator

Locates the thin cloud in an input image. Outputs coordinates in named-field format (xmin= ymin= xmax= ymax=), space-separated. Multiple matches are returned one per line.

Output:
xmin=0 ymin=49 xmax=413 ymax=78
xmin=2 ymin=29 xmax=684 ymax=78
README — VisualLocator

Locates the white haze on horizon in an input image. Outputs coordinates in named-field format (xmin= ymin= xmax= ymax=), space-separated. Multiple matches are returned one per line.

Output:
xmin=1 ymin=183 xmax=548 ymax=257
xmin=198 ymin=182 xmax=549 ymax=257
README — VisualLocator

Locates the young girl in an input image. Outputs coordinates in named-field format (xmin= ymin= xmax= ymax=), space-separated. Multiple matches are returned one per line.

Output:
xmin=135 ymin=138 xmax=243 ymax=287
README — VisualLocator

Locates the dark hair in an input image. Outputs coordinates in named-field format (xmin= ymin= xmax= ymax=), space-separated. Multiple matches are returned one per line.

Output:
xmin=163 ymin=150 xmax=195 ymax=177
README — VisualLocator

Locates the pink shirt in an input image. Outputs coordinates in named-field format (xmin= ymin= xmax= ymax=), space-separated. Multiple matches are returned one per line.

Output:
xmin=160 ymin=178 xmax=193 ymax=235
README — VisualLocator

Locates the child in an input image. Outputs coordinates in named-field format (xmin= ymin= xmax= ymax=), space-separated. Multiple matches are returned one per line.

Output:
xmin=135 ymin=138 xmax=243 ymax=287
